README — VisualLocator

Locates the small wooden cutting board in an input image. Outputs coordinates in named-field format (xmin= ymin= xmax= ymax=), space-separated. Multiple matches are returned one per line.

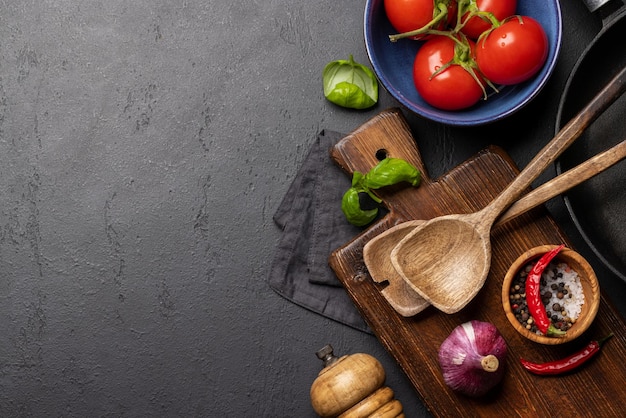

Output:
xmin=328 ymin=109 xmax=626 ymax=417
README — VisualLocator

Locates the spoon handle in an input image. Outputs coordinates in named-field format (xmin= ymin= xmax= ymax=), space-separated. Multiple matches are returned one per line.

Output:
xmin=496 ymin=139 xmax=626 ymax=226
xmin=482 ymin=65 xmax=626 ymax=223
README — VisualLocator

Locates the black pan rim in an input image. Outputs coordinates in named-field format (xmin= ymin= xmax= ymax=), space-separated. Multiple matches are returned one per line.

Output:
xmin=555 ymin=4 xmax=626 ymax=282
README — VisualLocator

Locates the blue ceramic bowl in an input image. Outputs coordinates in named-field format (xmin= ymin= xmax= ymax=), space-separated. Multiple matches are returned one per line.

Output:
xmin=364 ymin=0 xmax=562 ymax=126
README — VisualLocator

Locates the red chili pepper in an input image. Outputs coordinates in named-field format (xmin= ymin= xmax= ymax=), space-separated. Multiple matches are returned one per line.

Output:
xmin=525 ymin=244 xmax=566 ymax=337
xmin=520 ymin=334 xmax=614 ymax=375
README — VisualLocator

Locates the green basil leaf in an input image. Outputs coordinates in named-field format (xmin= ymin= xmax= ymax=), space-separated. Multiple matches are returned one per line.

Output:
xmin=364 ymin=158 xmax=422 ymax=189
xmin=323 ymin=55 xmax=378 ymax=110
xmin=341 ymin=187 xmax=378 ymax=226
xmin=351 ymin=171 xmax=365 ymax=188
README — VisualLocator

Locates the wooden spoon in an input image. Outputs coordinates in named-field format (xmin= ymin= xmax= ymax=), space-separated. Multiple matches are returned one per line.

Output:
xmin=390 ymin=65 xmax=626 ymax=314
xmin=364 ymin=139 xmax=626 ymax=316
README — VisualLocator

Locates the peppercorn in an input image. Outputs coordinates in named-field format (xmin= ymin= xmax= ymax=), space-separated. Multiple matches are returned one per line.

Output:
xmin=509 ymin=259 xmax=580 ymax=335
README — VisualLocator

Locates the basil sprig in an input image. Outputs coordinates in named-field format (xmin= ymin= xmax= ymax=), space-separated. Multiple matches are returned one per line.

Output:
xmin=323 ymin=55 xmax=378 ymax=110
xmin=341 ymin=158 xmax=421 ymax=226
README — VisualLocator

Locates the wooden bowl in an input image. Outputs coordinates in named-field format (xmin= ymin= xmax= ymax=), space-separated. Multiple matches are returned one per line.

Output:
xmin=501 ymin=245 xmax=600 ymax=345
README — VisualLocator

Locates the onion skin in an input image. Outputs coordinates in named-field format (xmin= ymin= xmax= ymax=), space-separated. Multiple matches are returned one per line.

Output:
xmin=438 ymin=320 xmax=508 ymax=397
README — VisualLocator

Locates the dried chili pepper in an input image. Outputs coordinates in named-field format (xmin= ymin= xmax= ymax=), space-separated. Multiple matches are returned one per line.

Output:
xmin=520 ymin=334 xmax=614 ymax=375
xmin=525 ymin=244 xmax=566 ymax=337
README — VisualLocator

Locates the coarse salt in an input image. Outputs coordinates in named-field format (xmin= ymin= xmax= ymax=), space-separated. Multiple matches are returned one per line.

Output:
xmin=541 ymin=261 xmax=584 ymax=321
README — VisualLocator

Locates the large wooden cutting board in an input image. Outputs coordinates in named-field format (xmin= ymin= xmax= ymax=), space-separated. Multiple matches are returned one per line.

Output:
xmin=328 ymin=109 xmax=626 ymax=417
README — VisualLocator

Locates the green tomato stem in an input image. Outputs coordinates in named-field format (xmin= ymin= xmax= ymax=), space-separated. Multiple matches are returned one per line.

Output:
xmin=452 ymin=0 xmax=502 ymax=35
xmin=455 ymin=10 xmax=500 ymax=33
xmin=455 ymin=0 xmax=473 ymax=27
xmin=429 ymin=32 xmax=497 ymax=100
xmin=388 ymin=3 xmax=449 ymax=42
xmin=465 ymin=66 xmax=489 ymax=100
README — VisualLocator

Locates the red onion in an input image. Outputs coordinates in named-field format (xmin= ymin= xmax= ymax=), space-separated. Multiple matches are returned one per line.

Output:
xmin=438 ymin=320 xmax=508 ymax=397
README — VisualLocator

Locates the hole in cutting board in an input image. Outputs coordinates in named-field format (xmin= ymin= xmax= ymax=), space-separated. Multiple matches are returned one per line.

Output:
xmin=375 ymin=149 xmax=388 ymax=160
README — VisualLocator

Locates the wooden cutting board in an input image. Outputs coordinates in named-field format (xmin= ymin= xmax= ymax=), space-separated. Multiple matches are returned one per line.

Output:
xmin=328 ymin=109 xmax=626 ymax=417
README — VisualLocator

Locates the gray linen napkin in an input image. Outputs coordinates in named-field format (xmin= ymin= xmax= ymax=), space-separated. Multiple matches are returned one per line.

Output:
xmin=268 ymin=130 xmax=371 ymax=333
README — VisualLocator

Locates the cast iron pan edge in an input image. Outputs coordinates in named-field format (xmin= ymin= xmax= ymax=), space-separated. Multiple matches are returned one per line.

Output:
xmin=556 ymin=1 xmax=626 ymax=281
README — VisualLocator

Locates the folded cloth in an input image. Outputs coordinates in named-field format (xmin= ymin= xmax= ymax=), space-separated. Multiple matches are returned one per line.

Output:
xmin=268 ymin=130 xmax=371 ymax=333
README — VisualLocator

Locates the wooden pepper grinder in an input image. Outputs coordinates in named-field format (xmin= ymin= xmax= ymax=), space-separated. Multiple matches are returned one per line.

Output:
xmin=310 ymin=344 xmax=404 ymax=418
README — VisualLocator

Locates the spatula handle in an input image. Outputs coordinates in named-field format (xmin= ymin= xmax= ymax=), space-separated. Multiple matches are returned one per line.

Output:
xmin=483 ymin=65 xmax=626 ymax=223
xmin=496 ymin=139 xmax=626 ymax=226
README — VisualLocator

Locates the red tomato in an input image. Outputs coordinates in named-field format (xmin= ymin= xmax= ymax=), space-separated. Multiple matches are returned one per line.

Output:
xmin=460 ymin=0 xmax=517 ymax=39
xmin=385 ymin=0 xmax=457 ymax=40
xmin=475 ymin=16 xmax=548 ymax=85
xmin=413 ymin=35 xmax=485 ymax=110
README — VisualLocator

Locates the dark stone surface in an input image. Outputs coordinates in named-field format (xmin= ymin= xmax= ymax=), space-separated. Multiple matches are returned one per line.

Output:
xmin=0 ymin=1 xmax=623 ymax=416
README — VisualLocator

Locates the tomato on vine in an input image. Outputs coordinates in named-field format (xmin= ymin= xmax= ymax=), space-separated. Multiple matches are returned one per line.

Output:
xmin=386 ymin=0 xmax=458 ymax=41
xmin=412 ymin=35 xmax=486 ymax=110
xmin=457 ymin=0 xmax=517 ymax=40
xmin=475 ymin=16 xmax=548 ymax=85
xmin=383 ymin=0 xmax=549 ymax=110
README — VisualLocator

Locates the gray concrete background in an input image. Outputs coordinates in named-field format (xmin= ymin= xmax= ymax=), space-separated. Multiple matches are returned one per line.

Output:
xmin=0 ymin=1 xmax=624 ymax=417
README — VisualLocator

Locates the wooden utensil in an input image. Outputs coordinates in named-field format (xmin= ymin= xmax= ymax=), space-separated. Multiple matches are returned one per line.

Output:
xmin=364 ymin=139 xmax=626 ymax=316
xmin=310 ymin=345 xmax=403 ymax=417
xmin=328 ymin=109 xmax=626 ymax=417
xmin=390 ymin=65 xmax=626 ymax=314
xmin=501 ymin=245 xmax=601 ymax=345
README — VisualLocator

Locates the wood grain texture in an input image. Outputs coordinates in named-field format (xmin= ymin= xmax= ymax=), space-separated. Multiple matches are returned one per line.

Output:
xmin=388 ymin=68 xmax=626 ymax=314
xmin=328 ymin=109 xmax=626 ymax=418
xmin=363 ymin=219 xmax=430 ymax=316
xmin=363 ymin=138 xmax=626 ymax=317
